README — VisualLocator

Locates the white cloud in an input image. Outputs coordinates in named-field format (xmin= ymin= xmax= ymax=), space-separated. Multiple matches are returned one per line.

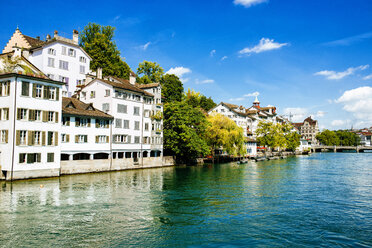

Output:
xmin=229 ymin=97 xmax=245 ymax=102
xmin=283 ymin=108 xmax=308 ymax=122
xmin=363 ymin=74 xmax=372 ymax=80
xmin=141 ymin=42 xmax=151 ymax=50
xmin=196 ymin=79 xmax=214 ymax=84
xmin=166 ymin=66 xmax=192 ymax=83
xmin=316 ymin=111 xmax=326 ymax=118
xmin=233 ymin=0 xmax=268 ymax=8
xmin=331 ymin=119 xmax=351 ymax=127
xmin=221 ymin=56 xmax=228 ymax=61
xmin=244 ymin=91 xmax=260 ymax=97
xmin=324 ymin=31 xmax=372 ymax=46
xmin=315 ymin=65 xmax=369 ymax=80
xmin=335 ymin=86 xmax=372 ymax=127
xmin=210 ymin=49 xmax=216 ymax=57
xmin=239 ymin=38 xmax=288 ymax=56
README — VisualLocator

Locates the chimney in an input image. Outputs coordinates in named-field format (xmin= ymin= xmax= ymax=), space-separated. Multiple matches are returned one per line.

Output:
xmin=72 ymin=30 xmax=79 ymax=44
xmin=46 ymin=34 xmax=51 ymax=41
xmin=36 ymin=36 xmax=40 ymax=40
xmin=97 ymin=68 xmax=103 ymax=79
xmin=129 ymin=72 xmax=136 ymax=85
xmin=54 ymin=30 xmax=58 ymax=38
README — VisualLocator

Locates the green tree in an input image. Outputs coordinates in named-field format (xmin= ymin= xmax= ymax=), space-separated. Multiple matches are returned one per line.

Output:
xmin=184 ymin=89 xmax=217 ymax=112
xmin=285 ymin=131 xmax=301 ymax=151
xmin=136 ymin=61 xmax=164 ymax=84
xmin=160 ymin=74 xmax=184 ymax=103
xmin=335 ymin=130 xmax=361 ymax=146
xmin=206 ymin=113 xmax=246 ymax=158
xmin=79 ymin=23 xmax=131 ymax=79
xmin=200 ymin=95 xmax=217 ymax=112
xmin=163 ymin=101 xmax=210 ymax=163
xmin=316 ymin=129 xmax=340 ymax=146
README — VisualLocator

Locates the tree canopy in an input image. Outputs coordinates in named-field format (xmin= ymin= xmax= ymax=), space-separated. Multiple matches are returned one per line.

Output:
xmin=136 ymin=61 xmax=164 ymax=84
xmin=316 ymin=130 xmax=360 ymax=146
xmin=184 ymin=89 xmax=217 ymax=112
xmin=79 ymin=23 xmax=131 ymax=79
xmin=160 ymin=74 xmax=184 ymax=103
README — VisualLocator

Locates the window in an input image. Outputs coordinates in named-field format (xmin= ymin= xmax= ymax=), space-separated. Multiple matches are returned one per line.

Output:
xmin=134 ymin=121 xmax=140 ymax=130
xmin=0 ymin=81 xmax=10 ymax=96
xmin=49 ymin=87 xmax=56 ymax=100
xmin=48 ymin=57 xmax=55 ymax=67
xmin=90 ymin=91 xmax=95 ymax=99
xmin=145 ymin=123 xmax=149 ymax=131
xmin=47 ymin=74 xmax=54 ymax=80
xmin=134 ymin=95 xmax=141 ymax=101
xmin=68 ymin=48 xmax=76 ymax=57
xmin=105 ymin=89 xmax=110 ymax=97
xmin=75 ymin=117 xmax=89 ymax=127
xmin=144 ymin=110 xmax=150 ymax=117
xmin=134 ymin=136 xmax=140 ymax=144
xmin=1 ymin=108 xmax=9 ymax=120
xmin=117 ymin=104 xmax=127 ymax=113
xmin=34 ymin=131 xmax=41 ymax=145
xmin=123 ymin=120 xmax=129 ymax=129
xmin=59 ymin=60 xmax=69 ymax=70
xmin=47 ymin=153 xmax=54 ymax=163
xmin=96 ymin=135 xmax=107 ymax=143
xmin=20 ymin=130 xmax=27 ymax=145
xmin=48 ymin=48 xmax=56 ymax=55
xmin=36 ymin=84 xmax=42 ymax=98
xmin=102 ymin=103 xmax=110 ymax=112
xmin=97 ymin=119 xmax=108 ymax=128
xmin=48 ymin=111 xmax=54 ymax=122
xmin=134 ymin=107 xmax=140 ymax=116
xmin=80 ymin=65 xmax=85 ymax=74
xmin=18 ymin=108 xmax=27 ymax=120
xmin=62 ymin=46 xmax=66 ymax=55
xmin=19 ymin=153 xmax=26 ymax=163
xmin=47 ymin=131 xmax=54 ymax=146
xmin=114 ymin=135 xmax=129 ymax=143
xmin=81 ymin=91 xmax=87 ymax=100
xmin=59 ymin=76 xmax=69 ymax=85
xmin=0 ymin=130 xmax=8 ymax=143
xmin=21 ymin=82 xmax=30 ymax=96
xmin=62 ymin=117 xmax=70 ymax=126
xmin=61 ymin=134 xmax=66 ymax=142
xmin=115 ymin=119 xmax=122 ymax=128
xmin=221 ymin=109 xmax=225 ymax=112
xmin=26 ymin=153 xmax=41 ymax=164
xmin=79 ymin=56 xmax=86 ymax=63
xmin=76 ymin=135 xmax=88 ymax=143
xmin=35 ymin=110 xmax=41 ymax=121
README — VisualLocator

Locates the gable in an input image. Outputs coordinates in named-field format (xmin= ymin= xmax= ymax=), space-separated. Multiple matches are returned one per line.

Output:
xmin=3 ymin=29 xmax=33 ymax=53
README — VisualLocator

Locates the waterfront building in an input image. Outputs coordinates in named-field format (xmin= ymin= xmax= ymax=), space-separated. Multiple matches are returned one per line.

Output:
xmin=0 ymin=51 xmax=64 ymax=180
xmin=357 ymin=131 xmax=371 ymax=146
xmin=292 ymin=116 xmax=319 ymax=145
xmin=2 ymin=28 xmax=91 ymax=96
xmin=76 ymin=72 xmax=163 ymax=161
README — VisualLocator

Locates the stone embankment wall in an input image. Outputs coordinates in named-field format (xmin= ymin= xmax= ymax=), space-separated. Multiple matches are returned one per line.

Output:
xmin=61 ymin=156 xmax=175 ymax=175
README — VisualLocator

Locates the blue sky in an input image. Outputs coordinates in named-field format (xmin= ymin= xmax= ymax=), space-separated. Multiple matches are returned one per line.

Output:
xmin=2 ymin=0 xmax=372 ymax=129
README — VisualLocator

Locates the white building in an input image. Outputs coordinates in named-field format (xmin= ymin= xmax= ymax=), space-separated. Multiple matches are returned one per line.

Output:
xmin=0 ymin=51 xmax=64 ymax=180
xmin=3 ymin=28 xmax=91 ymax=97
xmin=77 ymin=74 xmax=163 ymax=161
xmin=61 ymin=97 xmax=113 ymax=161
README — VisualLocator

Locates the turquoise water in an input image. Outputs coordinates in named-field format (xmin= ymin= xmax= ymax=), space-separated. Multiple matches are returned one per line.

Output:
xmin=1 ymin=153 xmax=372 ymax=247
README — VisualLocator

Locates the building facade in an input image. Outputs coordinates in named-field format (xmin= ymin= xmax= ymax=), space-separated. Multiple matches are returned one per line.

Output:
xmin=293 ymin=117 xmax=319 ymax=145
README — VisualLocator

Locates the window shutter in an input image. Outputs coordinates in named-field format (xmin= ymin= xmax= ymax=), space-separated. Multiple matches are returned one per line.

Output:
xmin=17 ymin=108 xmax=21 ymax=120
xmin=66 ymin=134 xmax=70 ymax=142
xmin=44 ymin=86 xmax=50 ymax=99
xmin=106 ymin=136 xmax=109 ymax=143
xmin=96 ymin=119 xmax=99 ymax=128
xmin=42 ymin=131 xmax=46 ymax=146
xmin=96 ymin=136 xmax=99 ymax=143
xmin=105 ymin=120 xmax=109 ymax=128
xmin=56 ymin=88 xmax=59 ymax=101
xmin=42 ymin=111 xmax=48 ymax=122
xmin=54 ymin=132 xmax=58 ymax=146
xmin=29 ymin=109 xmax=34 ymax=121
xmin=0 ymin=109 xmax=2 ymax=121
xmin=28 ymin=131 xmax=33 ymax=146
xmin=55 ymin=112 xmax=59 ymax=123
xmin=5 ymin=130 xmax=8 ymax=143
xmin=75 ymin=117 xmax=79 ymax=127
xmin=0 ymin=83 xmax=2 ymax=96
xmin=27 ymin=154 xmax=32 ymax=164
xmin=88 ymin=118 xmax=91 ymax=127
xmin=37 ymin=153 xmax=41 ymax=163
xmin=75 ymin=135 xmax=78 ymax=143
xmin=32 ymin=83 xmax=37 ymax=98
xmin=6 ymin=108 xmax=9 ymax=120
xmin=16 ymin=130 xmax=20 ymax=146
xmin=7 ymin=82 xmax=10 ymax=95
xmin=84 ymin=135 xmax=87 ymax=143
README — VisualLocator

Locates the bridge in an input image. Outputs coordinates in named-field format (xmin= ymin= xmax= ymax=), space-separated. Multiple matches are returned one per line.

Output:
xmin=311 ymin=145 xmax=372 ymax=153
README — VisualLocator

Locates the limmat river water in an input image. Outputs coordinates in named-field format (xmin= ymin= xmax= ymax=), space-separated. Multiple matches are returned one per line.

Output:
xmin=1 ymin=153 xmax=372 ymax=247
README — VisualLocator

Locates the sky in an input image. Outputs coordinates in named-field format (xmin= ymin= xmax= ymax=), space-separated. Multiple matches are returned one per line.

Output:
xmin=2 ymin=0 xmax=372 ymax=130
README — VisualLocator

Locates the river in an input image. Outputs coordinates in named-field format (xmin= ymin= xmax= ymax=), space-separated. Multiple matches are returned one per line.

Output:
xmin=1 ymin=153 xmax=371 ymax=247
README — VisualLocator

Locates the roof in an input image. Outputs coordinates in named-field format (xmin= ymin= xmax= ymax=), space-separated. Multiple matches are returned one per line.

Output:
xmin=221 ymin=102 xmax=239 ymax=109
xmin=136 ymin=83 xmax=160 ymax=89
xmin=304 ymin=116 xmax=317 ymax=126
xmin=130 ymin=71 xmax=136 ymax=77
xmin=62 ymin=97 xmax=113 ymax=119
xmin=23 ymin=35 xmax=45 ymax=48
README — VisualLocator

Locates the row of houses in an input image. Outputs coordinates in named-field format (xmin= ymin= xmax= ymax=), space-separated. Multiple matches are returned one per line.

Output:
xmin=0 ymin=28 xmax=164 ymax=180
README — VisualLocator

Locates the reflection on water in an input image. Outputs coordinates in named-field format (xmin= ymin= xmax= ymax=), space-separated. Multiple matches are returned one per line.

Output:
xmin=1 ymin=153 xmax=372 ymax=247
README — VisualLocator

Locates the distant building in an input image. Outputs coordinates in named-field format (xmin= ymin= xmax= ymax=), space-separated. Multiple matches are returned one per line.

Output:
xmin=3 ymin=28 xmax=91 ymax=96
xmin=357 ymin=132 xmax=371 ymax=146
xmin=293 ymin=116 xmax=319 ymax=145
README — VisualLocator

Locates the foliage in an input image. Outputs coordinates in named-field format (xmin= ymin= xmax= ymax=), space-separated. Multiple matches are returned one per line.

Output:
xmin=184 ymin=89 xmax=217 ymax=112
xmin=79 ymin=23 xmax=131 ymax=79
xmin=206 ymin=113 xmax=246 ymax=156
xmin=256 ymin=121 xmax=300 ymax=151
xmin=316 ymin=130 xmax=360 ymax=146
xmin=160 ymin=74 xmax=184 ymax=103
xmin=136 ymin=61 xmax=164 ymax=84
xmin=163 ymin=101 xmax=210 ymax=163
xmin=316 ymin=129 xmax=340 ymax=146
xmin=151 ymin=111 xmax=163 ymax=121
xmin=0 ymin=56 xmax=21 ymax=73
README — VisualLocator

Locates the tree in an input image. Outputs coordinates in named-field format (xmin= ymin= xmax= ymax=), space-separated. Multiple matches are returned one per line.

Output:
xmin=184 ymin=89 xmax=217 ymax=112
xmin=79 ymin=23 xmax=131 ymax=79
xmin=200 ymin=95 xmax=217 ymax=112
xmin=160 ymin=74 xmax=184 ymax=103
xmin=206 ymin=113 xmax=246 ymax=158
xmin=285 ymin=131 xmax=301 ymax=151
xmin=316 ymin=130 xmax=340 ymax=146
xmin=136 ymin=61 xmax=164 ymax=84
xmin=335 ymin=130 xmax=360 ymax=146
xmin=163 ymin=101 xmax=210 ymax=163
